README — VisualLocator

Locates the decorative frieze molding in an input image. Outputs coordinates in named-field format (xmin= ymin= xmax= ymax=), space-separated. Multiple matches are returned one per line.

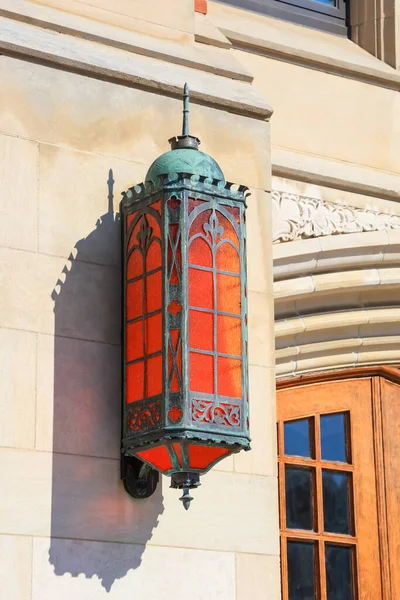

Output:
xmin=272 ymin=190 xmax=400 ymax=243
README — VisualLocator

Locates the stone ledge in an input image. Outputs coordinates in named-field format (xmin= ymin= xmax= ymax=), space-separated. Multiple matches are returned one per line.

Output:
xmin=0 ymin=3 xmax=252 ymax=83
xmin=0 ymin=17 xmax=272 ymax=121
xmin=272 ymin=148 xmax=400 ymax=201
xmin=194 ymin=12 xmax=232 ymax=49
xmin=207 ymin=0 xmax=400 ymax=91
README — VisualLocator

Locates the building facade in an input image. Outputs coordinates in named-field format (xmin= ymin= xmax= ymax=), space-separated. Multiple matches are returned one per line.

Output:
xmin=0 ymin=0 xmax=399 ymax=598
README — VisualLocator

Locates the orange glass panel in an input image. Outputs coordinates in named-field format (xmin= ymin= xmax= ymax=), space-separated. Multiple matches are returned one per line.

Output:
xmin=189 ymin=236 xmax=212 ymax=268
xmin=188 ymin=444 xmax=230 ymax=469
xmin=170 ymin=372 xmax=179 ymax=392
xmin=189 ymin=209 xmax=212 ymax=240
xmin=145 ymin=271 xmax=162 ymax=313
xmin=188 ymin=197 xmax=206 ymax=214
xmin=126 ymin=321 xmax=143 ymax=362
xmin=169 ymin=329 xmax=182 ymax=392
xmin=145 ymin=313 xmax=162 ymax=355
xmin=145 ymin=213 xmax=161 ymax=240
xmin=217 ymin=212 xmax=239 ymax=246
xmin=172 ymin=443 xmax=183 ymax=467
xmin=126 ymin=279 xmax=143 ymax=321
xmin=126 ymin=216 xmax=141 ymax=252
xmin=190 ymin=352 xmax=214 ymax=394
xmin=146 ymin=240 xmax=161 ymax=273
xmin=126 ymin=361 xmax=144 ymax=403
xmin=189 ymin=310 xmax=213 ymax=351
xmin=127 ymin=248 xmax=143 ymax=280
xmin=168 ymin=224 xmax=181 ymax=285
xmin=218 ymin=356 xmax=242 ymax=398
xmin=188 ymin=268 xmax=213 ymax=309
xmin=216 ymin=242 xmax=239 ymax=273
xmin=217 ymin=315 xmax=241 ymax=356
xmin=146 ymin=354 xmax=162 ymax=397
xmin=149 ymin=199 xmax=161 ymax=215
xmin=217 ymin=274 xmax=240 ymax=314
xmin=223 ymin=204 xmax=240 ymax=225
xmin=136 ymin=444 xmax=172 ymax=472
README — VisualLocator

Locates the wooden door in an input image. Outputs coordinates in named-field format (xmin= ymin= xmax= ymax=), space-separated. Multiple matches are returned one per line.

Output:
xmin=277 ymin=377 xmax=383 ymax=600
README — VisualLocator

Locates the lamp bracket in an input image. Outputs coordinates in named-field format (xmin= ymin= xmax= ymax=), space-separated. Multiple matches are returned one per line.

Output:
xmin=121 ymin=455 xmax=159 ymax=499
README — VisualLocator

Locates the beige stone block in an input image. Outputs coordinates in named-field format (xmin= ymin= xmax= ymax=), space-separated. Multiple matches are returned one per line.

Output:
xmin=275 ymin=346 xmax=300 ymax=360
xmin=303 ymin=310 xmax=368 ymax=332
xmin=387 ymin=228 xmax=400 ymax=245
xmin=272 ymin=176 xmax=400 ymax=217
xmin=274 ymin=298 xmax=297 ymax=320
xmin=152 ymin=470 xmax=280 ymax=555
xmin=36 ymin=334 xmax=121 ymax=458
xmin=378 ymin=266 xmax=400 ymax=283
xmin=294 ymin=289 xmax=362 ymax=317
xmin=0 ymin=57 xmax=270 ymax=191
xmin=274 ymin=254 xmax=318 ymax=280
xmin=274 ymin=276 xmax=315 ymax=300
xmin=358 ymin=19 xmax=378 ymax=56
xmin=296 ymin=351 xmax=358 ymax=374
xmin=35 ymin=335 xmax=54 ymax=452
xmin=273 ymin=237 xmax=321 ymax=261
xmin=0 ymin=447 xmax=279 ymax=554
xmin=295 ymin=324 xmax=362 ymax=346
xmin=357 ymin=347 xmax=400 ymax=364
xmin=0 ymin=535 xmax=32 ymax=600
xmin=318 ymin=230 xmax=388 ymax=252
xmin=0 ymin=247 xmax=120 ymax=343
xmin=0 ymin=448 xmax=52 ymax=536
xmin=366 ymin=306 xmax=400 ymax=323
xmin=380 ymin=17 xmax=398 ymax=69
xmin=0 ymin=134 xmax=38 ymax=252
xmin=0 ymin=329 xmax=36 ymax=449
xmin=299 ymin=338 xmax=362 ymax=356
xmin=0 ymin=248 xmax=64 ymax=336
xmin=32 ymin=537 xmax=235 ymax=599
xmin=276 ymin=359 xmax=297 ymax=378
xmin=276 ymin=336 xmax=300 ymax=354
xmin=316 ymin=246 xmax=385 ymax=272
xmin=358 ymin=0 xmax=377 ymax=27
xmin=248 ymin=291 xmax=275 ymax=368
xmin=312 ymin=268 xmax=380 ymax=292
xmin=239 ymin=52 xmax=400 ymax=174
xmin=234 ymin=366 xmax=277 ymax=477
xmin=34 ymin=0 xmax=195 ymax=35
xmin=39 ymin=145 xmax=146 ymax=265
xmin=236 ymin=553 xmax=281 ymax=600
xmin=275 ymin=318 xmax=305 ymax=337
xmin=1 ymin=0 xmax=251 ymax=82
xmin=272 ymin=148 xmax=400 ymax=204
xmin=360 ymin=321 xmax=400 ymax=336
xmin=247 ymin=189 xmax=273 ymax=295
xmin=195 ymin=13 xmax=232 ymax=48
xmin=360 ymin=284 xmax=400 ymax=306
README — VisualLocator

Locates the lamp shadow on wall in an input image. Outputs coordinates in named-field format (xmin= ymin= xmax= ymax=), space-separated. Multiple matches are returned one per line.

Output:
xmin=49 ymin=169 xmax=164 ymax=592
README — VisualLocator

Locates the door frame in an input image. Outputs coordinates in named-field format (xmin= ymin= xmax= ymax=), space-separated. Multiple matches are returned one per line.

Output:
xmin=277 ymin=365 xmax=400 ymax=600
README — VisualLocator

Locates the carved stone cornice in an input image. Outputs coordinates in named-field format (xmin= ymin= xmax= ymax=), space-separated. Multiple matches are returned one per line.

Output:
xmin=272 ymin=190 xmax=400 ymax=243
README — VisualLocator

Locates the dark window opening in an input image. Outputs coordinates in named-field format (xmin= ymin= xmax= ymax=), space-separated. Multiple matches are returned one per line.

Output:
xmin=214 ymin=0 xmax=348 ymax=36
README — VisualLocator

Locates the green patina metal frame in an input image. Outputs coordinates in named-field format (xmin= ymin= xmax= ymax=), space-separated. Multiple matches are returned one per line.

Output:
xmin=121 ymin=173 xmax=251 ymax=495
xmin=120 ymin=85 xmax=251 ymax=503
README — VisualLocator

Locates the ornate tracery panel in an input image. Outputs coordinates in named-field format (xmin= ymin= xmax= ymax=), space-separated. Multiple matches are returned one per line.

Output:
xmin=187 ymin=198 xmax=246 ymax=430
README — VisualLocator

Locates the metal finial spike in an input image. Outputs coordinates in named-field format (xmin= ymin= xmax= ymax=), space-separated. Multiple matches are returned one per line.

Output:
xmin=182 ymin=83 xmax=189 ymax=137
xmin=107 ymin=168 xmax=114 ymax=215
xmin=179 ymin=486 xmax=193 ymax=510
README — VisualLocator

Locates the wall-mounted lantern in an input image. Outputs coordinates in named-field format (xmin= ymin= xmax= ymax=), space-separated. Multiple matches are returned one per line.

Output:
xmin=121 ymin=84 xmax=250 ymax=509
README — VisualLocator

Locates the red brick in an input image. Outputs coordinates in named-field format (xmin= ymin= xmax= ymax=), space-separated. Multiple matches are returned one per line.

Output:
xmin=195 ymin=0 xmax=207 ymax=15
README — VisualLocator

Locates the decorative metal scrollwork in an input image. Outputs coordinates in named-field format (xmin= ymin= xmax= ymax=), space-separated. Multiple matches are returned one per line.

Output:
xmin=192 ymin=399 xmax=241 ymax=427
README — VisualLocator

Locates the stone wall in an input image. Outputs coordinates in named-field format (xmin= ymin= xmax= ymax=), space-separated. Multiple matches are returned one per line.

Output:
xmin=0 ymin=7 xmax=278 ymax=595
